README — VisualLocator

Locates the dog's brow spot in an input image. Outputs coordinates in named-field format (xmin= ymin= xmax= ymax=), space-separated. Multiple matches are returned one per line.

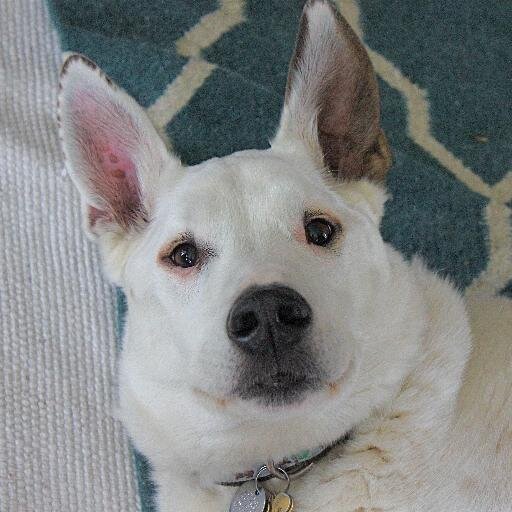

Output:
xmin=109 ymin=153 xmax=119 ymax=163
xmin=112 ymin=169 xmax=125 ymax=179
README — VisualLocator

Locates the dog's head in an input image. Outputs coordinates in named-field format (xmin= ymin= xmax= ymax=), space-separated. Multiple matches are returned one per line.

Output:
xmin=59 ymin=0 xmax=423 ymax=477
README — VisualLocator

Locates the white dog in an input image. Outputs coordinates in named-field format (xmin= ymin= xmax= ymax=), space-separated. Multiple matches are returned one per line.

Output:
xmin=58 ymin=1 xmax=511 ymax=510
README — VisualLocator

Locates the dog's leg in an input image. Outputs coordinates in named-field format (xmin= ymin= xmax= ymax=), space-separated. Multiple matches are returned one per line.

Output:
xmin=292 ymin=410 xmax=444 ymax=512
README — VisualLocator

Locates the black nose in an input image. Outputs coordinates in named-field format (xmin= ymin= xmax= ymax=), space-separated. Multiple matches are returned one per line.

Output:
xmin=227 ymin=285 xmax=312 ymax=354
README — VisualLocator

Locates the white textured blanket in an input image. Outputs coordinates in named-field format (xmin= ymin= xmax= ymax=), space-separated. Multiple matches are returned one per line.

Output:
xmin=0 ymin=1 xmax=139 ymax=510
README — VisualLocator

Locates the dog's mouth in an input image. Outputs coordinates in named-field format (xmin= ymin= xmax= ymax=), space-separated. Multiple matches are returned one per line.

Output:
xmin=228 ymin=343 xmax=326 ymax=406
xmin=193 ymin=356 xmax=354 ymax=409
xmin=233 ymin=370 xmax=322 ymax=407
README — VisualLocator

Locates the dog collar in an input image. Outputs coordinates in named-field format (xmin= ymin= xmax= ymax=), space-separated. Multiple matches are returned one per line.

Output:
xmin=217 ymin=432 xmax=351 ymax=486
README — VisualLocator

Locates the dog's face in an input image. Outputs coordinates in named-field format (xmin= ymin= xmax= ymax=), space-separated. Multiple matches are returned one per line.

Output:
xmin=59 ymin=0 xmax=421 ymax=475
xmin=120 ymin=148 xmax=388 ymax=409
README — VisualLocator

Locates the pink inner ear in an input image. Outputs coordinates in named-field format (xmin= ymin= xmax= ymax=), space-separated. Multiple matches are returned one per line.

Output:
xmin=73 ymin=90 xmax=144 ymax=229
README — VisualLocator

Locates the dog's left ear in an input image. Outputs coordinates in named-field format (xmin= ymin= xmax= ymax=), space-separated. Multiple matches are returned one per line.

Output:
xmin=273 ymin=0 xmax=391 ymax=182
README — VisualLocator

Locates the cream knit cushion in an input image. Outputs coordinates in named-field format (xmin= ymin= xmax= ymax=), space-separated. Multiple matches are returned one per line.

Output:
xmin=0 ymin=1 xmax=140 ymax=510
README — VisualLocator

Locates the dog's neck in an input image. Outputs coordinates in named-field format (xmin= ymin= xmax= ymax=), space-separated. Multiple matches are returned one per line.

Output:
xmin=217 ymin=433 xmax=351 ymax=486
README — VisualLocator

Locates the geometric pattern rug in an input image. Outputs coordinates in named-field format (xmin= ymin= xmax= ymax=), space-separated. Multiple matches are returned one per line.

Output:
xmin=46 ymin=1 xmax=512 ymax=510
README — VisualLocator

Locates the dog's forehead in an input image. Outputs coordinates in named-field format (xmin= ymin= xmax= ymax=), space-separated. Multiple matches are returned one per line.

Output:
xmin=156 ymin=149 xmax=327 ymax=226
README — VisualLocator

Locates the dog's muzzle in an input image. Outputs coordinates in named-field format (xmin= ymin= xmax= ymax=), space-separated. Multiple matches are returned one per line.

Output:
xmin=227 ymin=285 xmax=320 ymax=405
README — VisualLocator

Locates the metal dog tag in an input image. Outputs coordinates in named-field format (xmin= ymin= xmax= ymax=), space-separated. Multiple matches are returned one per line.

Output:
xmin=229 ymin=481 xmax=271 ymax=512
xmin=271 ymin=492 xmax=294 ymax=512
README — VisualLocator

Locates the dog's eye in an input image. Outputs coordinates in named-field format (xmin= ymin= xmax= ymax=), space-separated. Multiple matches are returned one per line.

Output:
xmin=170 ymin=242 xmax=198 ymax=268
xmin=305 ymin=218 xmax=335 ymax=246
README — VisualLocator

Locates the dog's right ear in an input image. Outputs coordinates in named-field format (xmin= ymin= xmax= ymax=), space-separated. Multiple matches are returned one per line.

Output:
xmin=58 ymin=55 xmax=182 ymax=247
xmin=273 ymin=0 xmax=391 ymax=182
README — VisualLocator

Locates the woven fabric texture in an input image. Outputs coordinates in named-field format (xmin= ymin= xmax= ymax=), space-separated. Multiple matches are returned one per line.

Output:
xmin=0 ymin=1 xmax=140 ymax=511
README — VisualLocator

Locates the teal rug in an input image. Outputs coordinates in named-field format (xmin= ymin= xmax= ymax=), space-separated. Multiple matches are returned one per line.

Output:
xmin=47 ymin=1 xmax=512 ymax=510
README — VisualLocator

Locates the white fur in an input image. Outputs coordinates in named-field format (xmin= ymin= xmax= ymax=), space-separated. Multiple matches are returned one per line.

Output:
xmin=58 ymin=1 xmax=511 ymax=511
